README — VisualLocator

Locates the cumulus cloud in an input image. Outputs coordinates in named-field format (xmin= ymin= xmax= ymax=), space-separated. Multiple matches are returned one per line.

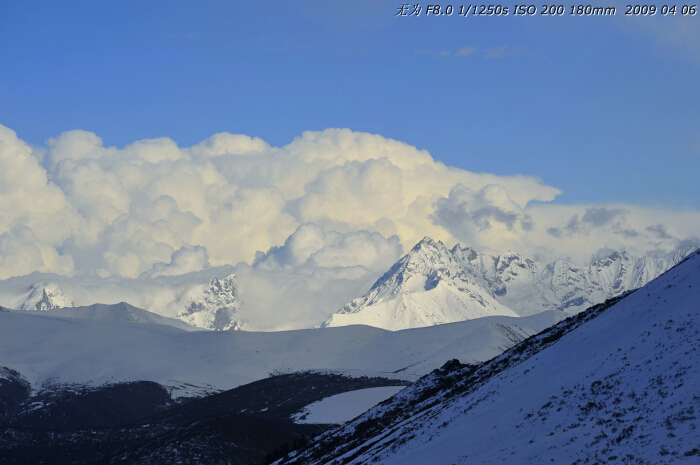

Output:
xmin=526 ymin=203 xmax=700 ymax=264
xmin=616 ymin=229 xmax=639 ymax=238
xmin=1 ymin=123 xmax=699 ymax=328
xmin=254 ymin=223 xmax=402 ymax=274
xmin=2 ymin=122 xmax=697 ymax=278
xmin=143 ymin=246 xmax=211 ymax=278
xmin=0 ymin=225 xmax=75 ymax=279
xmin=430 ymin=183 xmax=536 ymax=252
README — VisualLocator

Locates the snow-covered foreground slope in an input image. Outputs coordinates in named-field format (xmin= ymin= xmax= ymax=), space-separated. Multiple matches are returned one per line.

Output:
xmin=0 ymin=309 xmax=558 ymax=399
xmin=322 ymin=238 xmax=696 ymax=330
xmin=279 ymin=250 xmax=700 ymax=464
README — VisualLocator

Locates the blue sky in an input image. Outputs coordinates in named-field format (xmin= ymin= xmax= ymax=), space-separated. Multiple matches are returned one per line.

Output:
xmin=3 ymin=1 xmax=699 ymax=208
xmin=1 ymin=1 xmax=700 ymax=326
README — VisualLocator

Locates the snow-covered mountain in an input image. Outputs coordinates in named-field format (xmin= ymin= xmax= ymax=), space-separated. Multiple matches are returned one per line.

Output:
xmin=321 ymin=238 xmax=697 ymax=330
xmin=320 ymin=238 xmax=518 ymax=330
xmin=175 ymin=274 xmax=243 ymax=330
xmin=0 ymin=307 xmax=557 ymax=399
xmin=5 ymin=275 xmax=242 ymax=331
xmin=18 ymin=282 xmax=73 ymax=311
xmin=25 ymin=302 xmax=199 ymax=331
xmin=464 ymin=244 xmax=698 ymax=316
xmin=277 ymin=249 xmax=700 ymax=464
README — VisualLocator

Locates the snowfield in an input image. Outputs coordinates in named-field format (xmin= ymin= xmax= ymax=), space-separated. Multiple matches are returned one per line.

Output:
xmin=292 ymin=386 xmax=407 ymax=425
xmin=277 ymin=250 xmax=700 ymax=464
xmin=0 ymin=308 xmax=558 ymax=398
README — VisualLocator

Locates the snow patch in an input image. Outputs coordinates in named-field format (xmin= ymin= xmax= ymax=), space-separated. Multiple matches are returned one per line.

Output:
xmin=292 ymin=386 xmax=406 ymax=425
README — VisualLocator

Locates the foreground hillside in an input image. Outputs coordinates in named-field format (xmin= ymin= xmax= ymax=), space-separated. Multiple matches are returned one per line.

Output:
xmin=0 ymin=372 xmax=408 ymax=465
xmin=278 ymin=249 xmax=700 ymax=464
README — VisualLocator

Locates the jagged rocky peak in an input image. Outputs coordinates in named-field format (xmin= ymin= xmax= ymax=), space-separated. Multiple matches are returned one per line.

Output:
xmin=20 ymin=283 xmax=74 ymax=311
xmin=321 ymin=237 xmax=518 ymax=330
xmin=450 ymin=243 xmax=477 ymax=262
xmin=495 ymin=250 xmax=525 ymax=271
xmin=406 ymin=237 xmax=452 ymax=265
xmin=592 ymin=250 xmax=631 ymax=268
xmin=367 ymin=237 xmax=454 ymax=293
xmin=176 ymin=274 xmax=244 ymax=331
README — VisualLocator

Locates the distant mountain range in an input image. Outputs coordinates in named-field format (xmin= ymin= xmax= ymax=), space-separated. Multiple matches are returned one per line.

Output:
xmin=321 ymin=237 xmax=697 ymax=330
xmin=3 ymin=239 xmax=696 ymax=332
xmin=18 ymin=302 xmax=199 ymax=332
xmin=0 ymin=306 xmax=558 ymax=398
xmin=19 ymin=282 xmax=74 ymax=311
xmin=5 ymin=274 xmax=242 ymax=332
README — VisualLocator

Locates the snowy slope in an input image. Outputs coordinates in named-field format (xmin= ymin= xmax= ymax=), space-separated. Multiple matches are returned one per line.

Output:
xmin=0 ymin=309 xmax=558 ymax=399
xmin=322 ymin=239 xmax=696 ymax=330
xmin=321 ymin=238 xmax=518 ymax=330
xmin=279 ymin=249 xmax=700 ymax=464
xmin=18 ymin=282 xmax=73 ymax=311
xmin=22 ymin=302 xmax=199 ymax=331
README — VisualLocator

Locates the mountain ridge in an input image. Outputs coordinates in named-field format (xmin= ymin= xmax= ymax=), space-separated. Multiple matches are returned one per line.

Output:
xmin=321 ymin=238 xmax=697 ymax=330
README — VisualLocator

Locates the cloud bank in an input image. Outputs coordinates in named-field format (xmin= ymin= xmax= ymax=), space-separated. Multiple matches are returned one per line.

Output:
xmin=1 ymin=123 xmax=698 ymax=328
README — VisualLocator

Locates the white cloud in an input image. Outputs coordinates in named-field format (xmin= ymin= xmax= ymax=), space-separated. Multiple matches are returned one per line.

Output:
xmin=3 ymin=122 xmax=697 ymax=279
xmin=254 ymin=223 xmax=402 ymax=273
xmin=524 ymin=203 xmax=700 ymax=264
xmin=1 ymin=123 xmax=699 ymax=328
xmin=141 ymin=245 xmax=211 ymax=278
xmin=0 ymin=225 xmax=75 ymax=279
xmin=456 ymin=46 xmax=476 ymax=57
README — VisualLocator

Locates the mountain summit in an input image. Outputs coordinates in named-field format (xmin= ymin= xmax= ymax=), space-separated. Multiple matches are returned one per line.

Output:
xmin=320 ymin=238 xmax=517 ymax=330
xmin=321 ymin=238 xmax=697 ymax=330
xmin=19 ymin=283 xmax=73 ymax=311
xmin=176 ymin=274 xmax=243 ymax=330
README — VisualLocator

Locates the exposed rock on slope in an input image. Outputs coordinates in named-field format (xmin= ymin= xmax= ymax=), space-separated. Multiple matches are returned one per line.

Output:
xmin=176 ymin=274 xmax=244 ymax=330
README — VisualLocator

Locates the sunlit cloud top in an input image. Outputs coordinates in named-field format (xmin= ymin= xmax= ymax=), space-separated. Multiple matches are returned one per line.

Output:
xmin=1 ymin=123 xmax=698 ymax=283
